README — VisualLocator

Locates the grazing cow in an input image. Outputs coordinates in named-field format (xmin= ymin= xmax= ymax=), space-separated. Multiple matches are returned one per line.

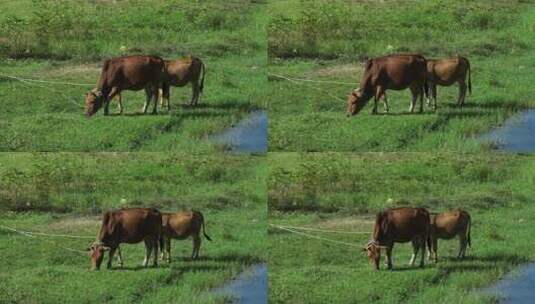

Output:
xmin=160 ymin=56 xmax=206 ymax=110
xmin=363 ymin=207 xmax=430 ymax=270
xmin=426 ymin=56 xmax=472 ymax=110
xmin=84 ymin=55 xmax=165 ymax=117
xmin=159 ymin=210 xmax=212 ymax=262
xmin=86 ymin=208 xmax=162 ymax=270
xmin=427 ymin=209 xmax=471 ymax=263
xmin=347 ymin=54 xmax=428 ymax=116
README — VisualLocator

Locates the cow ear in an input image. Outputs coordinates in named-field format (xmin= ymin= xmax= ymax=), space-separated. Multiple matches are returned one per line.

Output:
xmin=86 ymin=247 xmax=91 ymax=251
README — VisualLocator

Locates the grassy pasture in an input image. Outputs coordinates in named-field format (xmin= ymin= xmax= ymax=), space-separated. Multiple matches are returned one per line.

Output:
xmin=0 ymin=153 xmax=267 ymax=303
xmin=268 ymin=152 xmax=535 ymax=303
xmin=267 ymin=0 xmax=535 ymax=152
xmin=0 ymin=0 xmax=267 ymax=152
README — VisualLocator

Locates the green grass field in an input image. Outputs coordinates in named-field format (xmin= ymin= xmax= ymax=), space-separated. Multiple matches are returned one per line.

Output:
xmin=0 ymin=153 xmax=266 ymax=303
xmin=267 ymin=0 xmax=535 ymax=152
xmin=0 ymin=0 xmax=266 ymax=152
xmin=268 ymin=152 xmax=535 ymax=303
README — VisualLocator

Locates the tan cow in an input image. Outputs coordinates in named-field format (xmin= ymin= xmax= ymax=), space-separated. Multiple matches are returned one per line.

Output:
xmin=426 ymin=56 xmax=472 ymax=110
xmin=84 ymin=55 xmax=166 ymax=116
xmin=159 ymin=210 xmax=212 ymax=262
xmin=159 ymin=56 xmax=206 ymax=111
xmin=86 ymin=208 xmax=162 ymax=270
xmin=347 ymin=54 xmax=428 ymax=116
xmin=427 ymin=209 xmax=471 ymax=263
xmin=363 ymin=207 xmax=430 ymax=270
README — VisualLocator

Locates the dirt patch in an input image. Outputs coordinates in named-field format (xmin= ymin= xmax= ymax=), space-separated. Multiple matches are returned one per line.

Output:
xmin=305 ymin=64 xmax=363 ymax=79
xmin=316 ymin=216 xmax=374 ymax=232
xmin=38 ymin=64 xmax=101 ymax=79
xmin=45 ymin=216 xmax=100 ymax=235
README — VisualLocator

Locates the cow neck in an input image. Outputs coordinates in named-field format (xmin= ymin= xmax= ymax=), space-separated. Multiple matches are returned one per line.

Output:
xmin=359 ymin=77 xmax=374 ymax=104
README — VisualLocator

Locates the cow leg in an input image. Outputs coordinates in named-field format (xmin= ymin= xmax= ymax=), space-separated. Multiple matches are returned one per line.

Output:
xmin=385 ymin=244 xmax=394 ymax=270
xmin=107 ymin=246 xmax=117 ymax=269
xmin=458 ymin=81 xmax=467 ymax=106
xmin=152 ymin=238 xmax=158 ymax=267
xmin=375 ymin=86 xmax=387 ymax=113
xmin=419 ymin=85 xmax=424 ymax=113
xmin=382 ymin=93 xmax=389 ymax=113
xmin=165 ymin=238 xmax=171 ymax=263
xmin=419 ymin=238 xmax=426 ymax=267
xmin=160 ymin=82 xmax=171 ymax=111
xmin=458 ymin=235 xmax=467 ymax=259
xmin=192 ymin=235 xmax=201 ymax=260
xmin=117 ymin=93 xmax=123 ymax=115
xmin=409 ymin=86 xmax=419 ymax=113
xmin=409 ymin=239 xmax=420 ymax=266
xmin=431 ymin=84 xmax=437 ymax=111
xmin=426 ymin=81 xmax=432 ymax=106
xmin=104 ymin=87 xmax=119 ymax=116
xmin=116 ymin=246 xmax=124 ymax=267
xmin=432 ymin=238 xmax=438 ymax=263
xmin=142 ymin=88 xmax=152 ymax=114
xmin=191 ymin=82 xmax=201 ymax=106
xmin=151 ymin=87 xmax=159 ymax=115
xmin=143 ymin=239 xmax=153 ymax=267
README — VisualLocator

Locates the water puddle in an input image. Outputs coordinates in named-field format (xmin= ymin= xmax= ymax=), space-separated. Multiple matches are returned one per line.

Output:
xmin=213 ymin=263 xmax=267 ymax=304
xmin=211 ymin=110 xmax=267 ymax=153
xmin=480 ymin=109 xmax=535 ymax=152
xmin=483 ymin=263 xmax=535 ymax=303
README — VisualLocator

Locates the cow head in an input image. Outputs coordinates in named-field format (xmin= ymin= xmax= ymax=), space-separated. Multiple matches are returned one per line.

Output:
xmin=347 ymin=89 xmax=367 ymax=116
xmin=84 ymin=89 xmax=104 ymax=117
xmin=86 ymin=241 xmax=110 ymax=270
xmin=362 ymin=240 xmax=386 ymax=270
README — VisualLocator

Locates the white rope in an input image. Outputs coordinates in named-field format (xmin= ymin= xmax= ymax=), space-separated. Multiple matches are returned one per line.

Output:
xmin=277 ymin=225 xmax=371 ymax=235
xmin=269 ymin=73 xmax=356 ymax=85
xmin=1 ymin=74 xmax=86 ymax=109
xmin=1 ymin=225 xmax=91 ymax=255
xmin=0 ymin=225 xmax=94 ymax=239
xmin=268 ymin=73 xmax=349 ymax=103
xmin=269 ymin=224 xmax=362 ymax=248
xmin=0 ymin=74 xmax=94 ymax=86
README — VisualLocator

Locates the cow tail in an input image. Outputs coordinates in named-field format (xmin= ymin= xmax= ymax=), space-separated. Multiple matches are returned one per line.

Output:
xmin=467 ymin=58 xmax=472 ymax=95
xmin=199 ymin=59 xmax=206 ymax=93
xmin=199 ymin=211 xmax=212 ymax=241
xmin=466 ymin=214 xmax=471 ymax=247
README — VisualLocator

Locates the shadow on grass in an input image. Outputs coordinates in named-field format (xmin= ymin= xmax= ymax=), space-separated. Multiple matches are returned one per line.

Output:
xmin=106 ymin=112 xmax=170 ymax=117
xmin=177 ymin=101 xmax=252 ymax=111
xmin=170 ymin=253 xmax=262 ymax=265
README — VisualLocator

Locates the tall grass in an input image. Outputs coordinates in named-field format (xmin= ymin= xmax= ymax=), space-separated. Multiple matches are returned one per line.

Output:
xmin=0 ymin=0 xmax=261 ymax=60
xmin=268 ymin=0 xmax=528 ymax=60
xmin=0 ymin=153 xmax=265 ymax=213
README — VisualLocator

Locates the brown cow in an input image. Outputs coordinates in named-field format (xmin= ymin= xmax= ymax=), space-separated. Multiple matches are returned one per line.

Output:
xmin=347 ymin=54 xmax=427 ymax=116
xmin=84 ymin=55 xmax=165 ymax=117
xmin=363 ymin=207 xmax=430 ymax=270
xmin=427 ymin=209 xmax=471 ymax=263
xmin=426 ymin=56 xmax=472 ymax=110
xmin=86 ymin=208 xmax=162 ymax=271
xmin=160 ymin=56 xmax=206 ymax=110
xmin=159 ymin=210 xmax=212 ymax=262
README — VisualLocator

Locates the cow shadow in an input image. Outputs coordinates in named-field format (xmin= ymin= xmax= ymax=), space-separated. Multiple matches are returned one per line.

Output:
xmin=106 ymin=112 xmax=171 ymax=117
xmin=371 ymin=111 xmax=436 ymax=116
